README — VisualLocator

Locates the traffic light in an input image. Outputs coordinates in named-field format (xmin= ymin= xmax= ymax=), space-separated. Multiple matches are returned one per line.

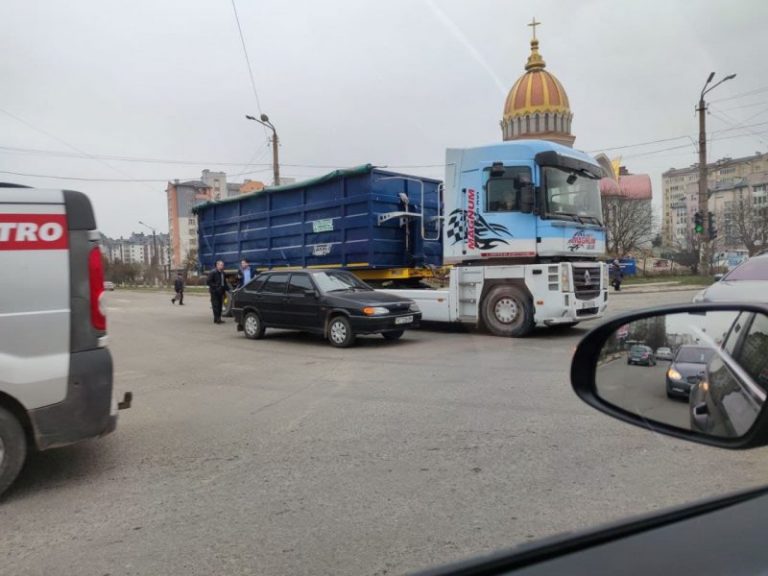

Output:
xmin=694 ymin=211 xmax=704 ymax=234
xmin=708 ymin=211 xmax=717 ymax=240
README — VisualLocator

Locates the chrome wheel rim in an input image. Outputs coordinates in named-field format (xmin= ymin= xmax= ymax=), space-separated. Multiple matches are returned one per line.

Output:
xmin=494 ymin=297 xmax=519 ymax=324
xmin=244 ymin=315 xmax=259 ymax=336
xmin=330 ymin=321 xmax=347 ymax=344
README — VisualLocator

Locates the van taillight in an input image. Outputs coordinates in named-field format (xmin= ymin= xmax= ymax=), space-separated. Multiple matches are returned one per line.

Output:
xmin=88 ymin=246 xmax=106 ymax=331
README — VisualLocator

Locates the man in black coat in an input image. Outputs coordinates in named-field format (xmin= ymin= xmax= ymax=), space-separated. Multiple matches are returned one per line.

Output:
xmin=207 ymin=260 xmax=229 ymax=324
xmin=171 ymin=272 xmax=185 ymax=305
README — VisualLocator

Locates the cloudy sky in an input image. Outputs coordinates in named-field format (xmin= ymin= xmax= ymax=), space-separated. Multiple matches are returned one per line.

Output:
xmin=2 ymin=0 xmax=767 ymax=237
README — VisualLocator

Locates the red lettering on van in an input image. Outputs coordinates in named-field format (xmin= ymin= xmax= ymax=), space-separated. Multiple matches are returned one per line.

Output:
xmin=0 ymin=214 xmax=69 ymax=250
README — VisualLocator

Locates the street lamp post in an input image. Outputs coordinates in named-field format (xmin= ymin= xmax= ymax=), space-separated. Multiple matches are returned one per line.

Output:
xmin=245 ymin=114 xmax=280 ymax=186
xmin=138 ymin=220 xmax=160 ymax=284
xmin=696 ymin=72 xmax=736 ymax=276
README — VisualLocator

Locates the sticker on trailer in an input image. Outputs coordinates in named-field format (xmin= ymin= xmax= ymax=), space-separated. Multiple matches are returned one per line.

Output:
xmin=312 ymin=219 xmax=334 ymax=233
xmin=0 ymin=214 xmax=68 ymax=250
xmin=312 ymin=243 xmax=332 ymax=256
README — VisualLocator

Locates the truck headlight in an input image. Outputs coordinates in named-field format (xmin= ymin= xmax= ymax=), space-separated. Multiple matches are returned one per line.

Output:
xmin=363 ymin=306 xmax=389 ymax=316
xmin=560 ymin=264 xmax=571 ymax=292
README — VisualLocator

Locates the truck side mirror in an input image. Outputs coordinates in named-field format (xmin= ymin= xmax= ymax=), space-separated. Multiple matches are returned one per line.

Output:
xmin=520 ymin=183 xmax=535 ymax=214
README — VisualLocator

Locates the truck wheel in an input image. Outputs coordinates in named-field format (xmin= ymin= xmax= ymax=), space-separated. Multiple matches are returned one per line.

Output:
xmin=243 ymin=311 xmax=265 ymax=339
xmin=382 ymin=330 xmax=404 ymax=341
xmin=0 ymin=406 xmax=27 ymax=499
xmin=482 ymin=285 xmax=534 ymax=337
xmin=328 ymin=316 xmax=356 ymax=348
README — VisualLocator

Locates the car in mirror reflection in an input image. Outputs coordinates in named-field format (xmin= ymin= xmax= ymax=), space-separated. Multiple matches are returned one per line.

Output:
xmin=665 ymin=345 xmax=715 ymax=400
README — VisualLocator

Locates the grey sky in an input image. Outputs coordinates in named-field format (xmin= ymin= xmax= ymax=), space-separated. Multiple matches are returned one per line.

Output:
xmin=2 ymin=0 xmax=767 ymax=237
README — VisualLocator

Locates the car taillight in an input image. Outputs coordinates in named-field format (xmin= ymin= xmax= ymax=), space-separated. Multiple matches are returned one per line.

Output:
xmin=88 ymin=246 xmax=107 ymax=331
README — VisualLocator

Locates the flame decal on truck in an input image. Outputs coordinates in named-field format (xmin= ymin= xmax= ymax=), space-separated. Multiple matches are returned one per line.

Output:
xmin=446 ymin=208 xmax=513 ymax=250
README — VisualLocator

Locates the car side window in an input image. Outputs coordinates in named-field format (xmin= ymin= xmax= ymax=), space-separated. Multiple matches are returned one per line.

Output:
xmin=723 ymin=313 xmax=746 ymax=356
xmin=731 ymin=313 xmax=768 ymax=391
xmin=262 ymin=273 xmax=289 ymax=294
xmin=287 ymin=274 xmax=315 ymax=295
xmin=244 ymin=276 xmax=266 ymax=293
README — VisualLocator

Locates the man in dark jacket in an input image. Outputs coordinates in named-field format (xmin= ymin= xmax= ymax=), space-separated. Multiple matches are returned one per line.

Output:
xmin=207 ymin=260 xmax=229 ymax=324
xmin=171 ymin=272 xmax=185 ymax=305
xmin=610 ymin=259 xmax=623 ymax=291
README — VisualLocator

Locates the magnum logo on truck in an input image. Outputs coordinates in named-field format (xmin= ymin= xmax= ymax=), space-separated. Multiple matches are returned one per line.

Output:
xmin=446 ymin=189 xmax=514 ymax=251
xmin=567 ymin=230 xmax=597 ymax=252
xmin=0 ymin=214 xmax=68 ymax=250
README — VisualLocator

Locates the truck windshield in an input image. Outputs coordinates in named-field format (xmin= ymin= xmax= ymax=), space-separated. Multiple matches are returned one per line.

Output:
xmin=543 ymin=166 xmax=603 ymax=225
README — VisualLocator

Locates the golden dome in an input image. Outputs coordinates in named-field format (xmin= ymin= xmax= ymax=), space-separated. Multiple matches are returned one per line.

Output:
xmin=500 ymin=22 xmax=575 ymax=147
xmin=503 ymin=39 xmax=571 ymax=120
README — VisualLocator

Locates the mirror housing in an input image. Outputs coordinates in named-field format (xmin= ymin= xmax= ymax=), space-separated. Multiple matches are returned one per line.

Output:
xmin=305 ymin=289 xmax=320 ymax=298
xmin=571 ymin=303 xmax=768 ymax=449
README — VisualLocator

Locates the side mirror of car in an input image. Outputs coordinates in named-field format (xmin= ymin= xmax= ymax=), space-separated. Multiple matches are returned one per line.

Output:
xmin=571 ymin=303 xmax=768 ymax=449
xmin=305 ymin=289 xmax=319 ymax=299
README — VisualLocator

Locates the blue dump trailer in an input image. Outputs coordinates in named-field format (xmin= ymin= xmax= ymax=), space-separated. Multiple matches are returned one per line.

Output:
xmin=193 ymin=165 xmax=442 ymax=284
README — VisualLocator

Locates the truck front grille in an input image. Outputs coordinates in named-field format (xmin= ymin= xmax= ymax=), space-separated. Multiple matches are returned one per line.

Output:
xmin=572 ymin=266 xmax=602 ymax=300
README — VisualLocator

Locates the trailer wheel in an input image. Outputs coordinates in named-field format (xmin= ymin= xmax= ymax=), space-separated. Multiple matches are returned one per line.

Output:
xmin=0 ymin=406 xmax=27 ymax=499
xmin=243 ymin=311 xmax=265 ymax=340
xmin=481 ymin=285 xmax=534 ymax=337
xmin=222 ymin=291 xmax=234 ymax=318
xmin=328 ymin=316 xmax=356 ymax=348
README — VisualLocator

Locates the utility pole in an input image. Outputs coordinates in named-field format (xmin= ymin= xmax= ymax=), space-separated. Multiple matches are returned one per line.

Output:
xmin=138 ymin=220 xmax=159 ymax=285
xmin=696 ymin=72 xmax=736 ymax=276
xmin=245 ymin=113 xmax=280 ymax=186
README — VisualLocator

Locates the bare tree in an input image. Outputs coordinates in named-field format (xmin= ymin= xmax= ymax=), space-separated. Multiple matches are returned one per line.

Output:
xmin=671 ymin=228 xmax=701 ymax=274
xmin=730 ymin=196 xmax=768 ymax=256
xmin=602 ymin=195 xmax=654 ymax=256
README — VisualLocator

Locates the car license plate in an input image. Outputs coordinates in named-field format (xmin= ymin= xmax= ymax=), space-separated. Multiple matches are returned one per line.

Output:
xmin=395 ymin=315 xmax=413 ymax=325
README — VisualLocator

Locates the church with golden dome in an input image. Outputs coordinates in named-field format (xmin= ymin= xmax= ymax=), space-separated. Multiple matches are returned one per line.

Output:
xmin=501 ymin=19 xmax=575 ymax=147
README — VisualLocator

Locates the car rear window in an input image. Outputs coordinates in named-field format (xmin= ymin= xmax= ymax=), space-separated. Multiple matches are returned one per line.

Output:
xmin=262 ymin=273 xmax=289 ymax=294
xmin=724 ymin=257 xmax=768 ymax=281
xmin=675 ymin=347 xmax=715 ymax=364
xmin=630 ymin=346 xmax=649 ymax=354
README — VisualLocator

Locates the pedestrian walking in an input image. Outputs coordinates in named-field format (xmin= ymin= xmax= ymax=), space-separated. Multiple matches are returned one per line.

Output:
xmin=610 ymin=259 xmax=623 ymax=292
xmin=236 ymin=258 xmax=253 ymax=289
xmin=171 ymin=272 xmax=185 ymax=305
xmin=207 ymin=260 xmax=229 ymax=324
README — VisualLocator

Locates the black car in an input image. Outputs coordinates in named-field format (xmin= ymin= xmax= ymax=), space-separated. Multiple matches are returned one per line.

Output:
xmin=690 ymin=311 xmax=768 ymax=436
xmin=231 ymin=269 xmax=421 ymax=347
xmin=665 ymin=345 xmax=715 ymax=399
xmin=627 ymin=345 xmax=656 ymax=366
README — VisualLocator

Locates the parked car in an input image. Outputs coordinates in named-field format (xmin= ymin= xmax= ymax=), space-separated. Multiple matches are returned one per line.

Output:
xmin=103 ymin=280 xmax=115 ymax=291
xmin=690 ymin=311 xmax=768 ymax=436
xmin=655 ymin=346 xmax=673 ymax=361
xmin=627 ymin=345 xmax=656 ymax=366
xmin=232 ymin=269 xmax=421 ymax=347
xmin=693 ymin=252 xmax=768 ymax=303
xmin=665 ymin=345 xmax=715 ymax=399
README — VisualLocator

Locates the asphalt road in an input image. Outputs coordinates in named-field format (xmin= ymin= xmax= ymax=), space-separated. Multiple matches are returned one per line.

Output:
xmin=597 ymin=359 xmax=689 ymax=430
xmin=2 ymin=288 xmax=768 ymax=576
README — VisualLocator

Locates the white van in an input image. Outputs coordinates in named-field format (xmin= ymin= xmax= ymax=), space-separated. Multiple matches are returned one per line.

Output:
xmin=0 ymin=184 xmax=131 ymax=497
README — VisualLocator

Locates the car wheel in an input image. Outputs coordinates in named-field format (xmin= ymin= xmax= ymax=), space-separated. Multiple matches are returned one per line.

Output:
xmin=328 ymin=316 xmax=355 ymax=348
xmin=243 ymin=311 xmax=265 ymax=340
xmin=481 ymin=285 xmax=534 ymax=337
xmin=0 ymin=406 xmax=27 ymax=498
xmin=382 ymin=330 xmax=404 ymax=341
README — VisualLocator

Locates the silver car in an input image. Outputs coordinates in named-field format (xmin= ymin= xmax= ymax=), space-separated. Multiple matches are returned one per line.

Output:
xmin=693 ymin=252 xmax=768 ymax=303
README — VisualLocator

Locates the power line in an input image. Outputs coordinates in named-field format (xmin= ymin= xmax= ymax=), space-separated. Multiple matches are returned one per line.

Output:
xmin=230 ymin=0 xmax=269 ymax=140
xmin=708 ymin=85 xmax=768 ymax=104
